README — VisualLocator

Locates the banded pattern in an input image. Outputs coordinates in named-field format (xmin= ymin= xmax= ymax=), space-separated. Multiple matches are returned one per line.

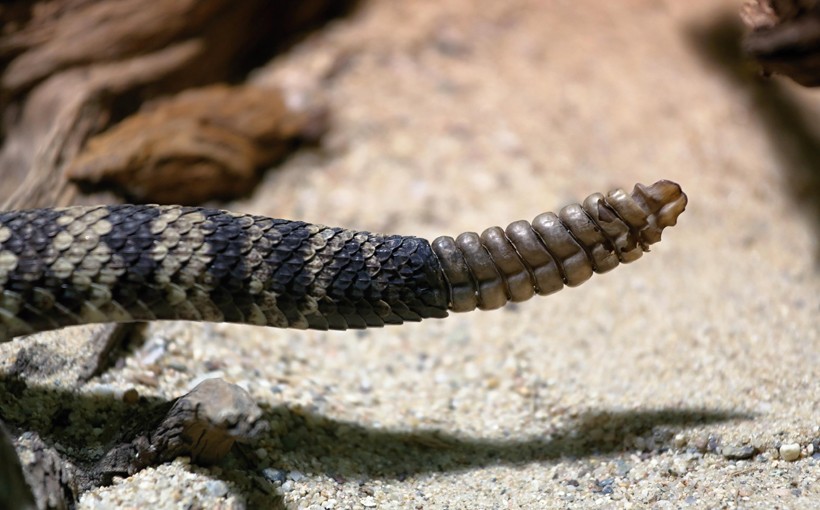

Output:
xmin=0 ymin=180 xmax=686 ymax=342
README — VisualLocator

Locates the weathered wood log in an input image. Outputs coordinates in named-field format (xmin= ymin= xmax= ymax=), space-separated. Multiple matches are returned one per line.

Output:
xmin=743 ymin=0 xmax=820 ymax=86
xmin=0 ymin=0 xmax=353 ymax=206
xmin=65 ymin=84 xmax=328 ymax=204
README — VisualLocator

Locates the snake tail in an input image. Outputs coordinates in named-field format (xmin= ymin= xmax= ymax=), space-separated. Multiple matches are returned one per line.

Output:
xmin=0 ymin=180 xmax=685 ymax=341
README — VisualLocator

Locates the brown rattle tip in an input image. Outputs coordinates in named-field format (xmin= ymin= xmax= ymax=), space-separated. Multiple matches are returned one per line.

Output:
xmin=432 ymin=180 xmax=688 ymax=312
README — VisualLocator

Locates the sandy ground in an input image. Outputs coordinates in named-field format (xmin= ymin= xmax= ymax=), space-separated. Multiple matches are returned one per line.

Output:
xmin=8 ymin=0 xmax=820 ymax=508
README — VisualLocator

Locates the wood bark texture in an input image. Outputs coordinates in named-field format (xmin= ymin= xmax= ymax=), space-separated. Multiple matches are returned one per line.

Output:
xmin=743 ymin=0 xmax=820 ymax=86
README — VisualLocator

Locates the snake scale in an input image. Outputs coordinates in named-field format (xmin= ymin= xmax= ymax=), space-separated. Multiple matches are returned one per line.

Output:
xmin=0 ymin=180 xmax=686 ymax=342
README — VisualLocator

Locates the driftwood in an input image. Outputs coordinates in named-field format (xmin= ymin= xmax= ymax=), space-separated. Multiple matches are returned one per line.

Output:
xmin=11 ymin=432 xmax=77 ymax=510
xmin=0 ymin=0 xmax=352 ymax=208
xmin=2 ymin=377 xmax=264 ymax=509
xmin=743 ymin=0 xmax=820 ymax=86
xmin=103 ymin=378 xmax=267 ymax=474
xmin=65 ymin=84 xmax=328 ymax=204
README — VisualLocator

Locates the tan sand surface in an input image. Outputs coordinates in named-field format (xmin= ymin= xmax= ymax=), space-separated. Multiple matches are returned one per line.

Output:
xmin=34 ymin=0 xmax=820 ymax=507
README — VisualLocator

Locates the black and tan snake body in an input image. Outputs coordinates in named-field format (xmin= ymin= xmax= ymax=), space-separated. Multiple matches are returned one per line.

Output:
xmin=0 ymin=180 xmax=687 ymax=342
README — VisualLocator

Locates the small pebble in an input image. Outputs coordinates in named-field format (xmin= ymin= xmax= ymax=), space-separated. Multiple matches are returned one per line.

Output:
xmin=615 ymin=460 xmax=631 ymax=477
xmin=86 ymin=384 xmax=117 ymax=397
xmin=263 ymin=468 xmax=286 ymax=484
xmin=122 ymin=388 xmax=140 ymax=405
xmin=288 ymin=470 xmax=305 ymax=482
xmin=167 ymin=362 xmax=189 ymax=372
xmin=692 ymin=435 xmax=709 ymax=453
xmin=137 ymin=338 xmax=167 ymax=368
xmin=779 ymin=443 xmax=801 ymax=462
xmin=359 ymin=377 xmax=373 ymax=393
xmin=204 ymin=480 xmax=228 ymax=498
xmin=721 ymin=445 xmax=757 ymax=460
xmin=668 ymin=458 xmax=689 ymax=477
xmin=132 ymin=371 xmax=159 ymax=387
xmin=361 ymin=496 xmax=377 ymax=507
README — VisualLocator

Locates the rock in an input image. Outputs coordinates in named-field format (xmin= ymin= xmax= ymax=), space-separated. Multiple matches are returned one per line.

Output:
xmin=204 ymin=480 xmax=229 ymax=497
xmin=721 ymin=445 xmax=757 ymax=460
xmin=615 ymin=460 xmax=631 ymax=477
xmin=262 ymin=468 xmax=286 ymax=484
xmin=779 ymin=443 xmax=801 ymax=462
xmin=122 ymin=388 xmax=140 ymax=405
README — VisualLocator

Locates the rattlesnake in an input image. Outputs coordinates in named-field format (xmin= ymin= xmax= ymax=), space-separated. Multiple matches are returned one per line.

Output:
xmin=0 ymin=180 xmax=687 ymax=342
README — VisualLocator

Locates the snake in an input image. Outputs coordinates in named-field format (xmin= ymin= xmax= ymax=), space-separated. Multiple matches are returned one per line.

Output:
xmin=0 ymin=180 xmax=687 ymax=342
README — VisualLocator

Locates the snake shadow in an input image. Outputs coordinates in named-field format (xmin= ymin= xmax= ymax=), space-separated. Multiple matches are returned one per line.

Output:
xmin=0 ymin=375 xmax=751 ymax=508
xmin=255 ymin=404 xmax=750 ymax=478
xmin=686 ymin=13 xmax=820 ymax=263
